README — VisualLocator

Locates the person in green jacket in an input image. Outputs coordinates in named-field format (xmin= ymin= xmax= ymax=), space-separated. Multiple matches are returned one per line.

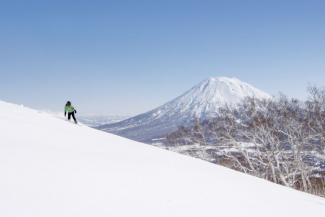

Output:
xmin=65 ymin=101 xmax=78 ymax=124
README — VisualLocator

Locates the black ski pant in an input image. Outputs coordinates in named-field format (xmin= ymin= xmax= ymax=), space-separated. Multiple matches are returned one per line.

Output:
xmin=68 ymin=112 xmax=77 ymax=122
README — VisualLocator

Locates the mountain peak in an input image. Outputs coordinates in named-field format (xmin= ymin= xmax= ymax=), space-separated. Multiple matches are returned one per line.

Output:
xmin=98 ymin=77 xmax=272 ymax=142
xmin=201 ymin=77 xmax=254 ymax=87
xmin=204 ymin=76 xmax=239 ymax=82
xmin=190 ymin=76 xmax=271 ymax=106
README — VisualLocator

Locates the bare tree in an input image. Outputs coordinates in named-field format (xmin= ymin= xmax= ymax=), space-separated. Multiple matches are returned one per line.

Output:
xmin=165 ymin=86 xmax=325 ymax=197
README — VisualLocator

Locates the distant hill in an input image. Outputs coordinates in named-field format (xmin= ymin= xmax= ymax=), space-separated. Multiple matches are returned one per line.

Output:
xmin=78 ymin=114 xmax=131 ymax=127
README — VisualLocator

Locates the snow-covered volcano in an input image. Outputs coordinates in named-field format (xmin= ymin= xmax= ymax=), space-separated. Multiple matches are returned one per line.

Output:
xmin=97 ymin=77 xmax=272 ymax=143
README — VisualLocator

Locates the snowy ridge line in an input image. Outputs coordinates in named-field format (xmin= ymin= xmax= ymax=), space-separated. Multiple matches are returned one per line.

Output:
xmin=97 ymin=77 xmax=272 ymax=143
xmin=39 ymin=109 xmax=131 ymax=127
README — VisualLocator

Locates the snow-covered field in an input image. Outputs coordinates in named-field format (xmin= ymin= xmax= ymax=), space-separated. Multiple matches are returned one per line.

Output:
xmin=0 ymin=100 xmax=324 ymax=217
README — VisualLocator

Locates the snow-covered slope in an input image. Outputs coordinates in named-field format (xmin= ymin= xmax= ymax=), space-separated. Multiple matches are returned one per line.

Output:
xmin=0 ymin=100 xmax=324 ymax=217
xmin=0 ymin=100 xmax=324 ymax=216
xmin=97 ymin=77 xmax=272 ymax=143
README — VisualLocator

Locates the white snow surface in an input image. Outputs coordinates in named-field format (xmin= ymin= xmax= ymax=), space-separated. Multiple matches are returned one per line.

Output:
xmin=1 ymin=100 xmax=324 ymax=217
xmin=98 ymin=77 xmax=272 ymax=142
xmin=155 ymin=77 xmax=272 ymax=118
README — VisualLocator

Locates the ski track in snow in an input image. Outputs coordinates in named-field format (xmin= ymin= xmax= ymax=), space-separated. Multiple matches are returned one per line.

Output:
xmin=0 ymin=100 xmax=324 ymax=217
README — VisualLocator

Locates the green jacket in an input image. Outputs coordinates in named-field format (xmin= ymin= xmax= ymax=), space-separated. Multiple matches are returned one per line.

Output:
xmin=65 ymin=105 xmax=75 ymax=113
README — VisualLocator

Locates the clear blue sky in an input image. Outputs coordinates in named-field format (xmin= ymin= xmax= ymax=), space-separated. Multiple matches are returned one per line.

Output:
xmin=1 ymin=0 xmax=325 ymax=115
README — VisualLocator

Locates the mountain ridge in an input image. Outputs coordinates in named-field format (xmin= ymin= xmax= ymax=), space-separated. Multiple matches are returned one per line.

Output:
xmin=97 ymin=77 xmax=272 ymax=143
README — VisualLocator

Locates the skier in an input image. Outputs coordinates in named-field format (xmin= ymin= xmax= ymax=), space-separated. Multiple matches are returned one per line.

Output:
xmin=64 ymin=101 xmax=78 ymax=124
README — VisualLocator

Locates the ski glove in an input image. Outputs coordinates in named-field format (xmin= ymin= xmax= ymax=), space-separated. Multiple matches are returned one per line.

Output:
xmin=64 ymin=112 xmax=66 ymax=116
xmin=75 ymin=110 xmax=77 ymax=114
